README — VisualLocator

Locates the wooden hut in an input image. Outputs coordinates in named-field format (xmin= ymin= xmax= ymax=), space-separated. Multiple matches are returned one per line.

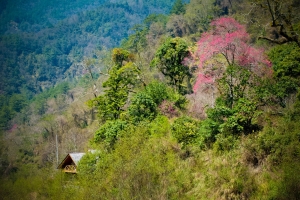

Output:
xmin=57 ymin=153 xmax=85 ymax=173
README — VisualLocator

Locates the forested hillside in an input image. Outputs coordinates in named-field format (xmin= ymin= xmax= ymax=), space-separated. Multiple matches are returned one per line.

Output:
xmin=0 ymin=0 xmax=176 ymax=129
xmin=1 ymin=0 xmax=300 ymax=199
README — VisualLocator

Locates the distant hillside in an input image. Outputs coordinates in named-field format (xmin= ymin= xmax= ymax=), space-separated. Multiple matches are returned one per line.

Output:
xmin=0 ymin=0 xmax=175 ymax=96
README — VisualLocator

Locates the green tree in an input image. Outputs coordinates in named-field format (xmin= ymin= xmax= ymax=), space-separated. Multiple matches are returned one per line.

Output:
xmin=121 ymin=25 xmax=147 ymax=53
xmin=9 ymin=94 xmax=27 ymax=113
xmin=170 ymin=0 xmax=186 ymax=15
xmin=93 ymin=120 xmax=128 ymax=148
xmin=0 ymin=106 xmax=12 ymax=130
xmin=184 ymin=0 xmax=220 ymax=34
xmin=87 ymin=49 xmax=140 ymax=121
xmin=144 ymin=81 xmax=169 ymax=105
xmin=266 ymin=42 xmax=300 ymax=107
xmin=151 ymin=37 xmax=192 ymax=94
xmin=268 ymin=42 xmax=300 ymax=79
xmin=128 ymin=92 xmax=157 ymax=123
xmin=204 ymin=65 xmax=262 ymax=135
xmin=143 ymin=14 xmax=168 ymax=29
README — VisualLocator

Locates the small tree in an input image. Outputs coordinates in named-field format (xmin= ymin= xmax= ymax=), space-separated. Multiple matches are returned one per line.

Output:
xmin=151 ymin=37 xmax=192 ymax=94
xmin=204 ymin=65 xmax=262 ymax=135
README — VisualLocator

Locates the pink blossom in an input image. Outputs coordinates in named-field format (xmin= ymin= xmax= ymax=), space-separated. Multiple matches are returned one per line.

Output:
xmin=193 ymin=73 xmax=213 ymax=92
xmin=188 ymin=17 xmax=272 ymax=93
xmin=9 ymin=124 xmax=18 ymax=133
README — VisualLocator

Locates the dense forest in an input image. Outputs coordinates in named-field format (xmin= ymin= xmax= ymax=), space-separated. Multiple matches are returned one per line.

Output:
xmin=1 ymin=0 xmax=300 ymax=199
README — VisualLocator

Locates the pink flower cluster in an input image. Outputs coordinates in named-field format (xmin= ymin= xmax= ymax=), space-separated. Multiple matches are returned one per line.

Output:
xmin=189 ymin=17 xmax=272 ymax=92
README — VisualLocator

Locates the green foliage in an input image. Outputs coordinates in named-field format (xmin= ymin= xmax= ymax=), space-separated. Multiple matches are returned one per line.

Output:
xmin=213 ymin=133 xmax=238 ymax=153
xmin=126 ymin=81 xmax=187 ymax=123
xmin=171 ymin=116 xmax=200 ymax=148
xmin=197 ymin=118 xmax=219 ymax=149
xmin=0 ymin=106 xmax=12 ymax=130
xmin=274 ymin=162 xmax=300 ymax=200
xmin=143 ymin=14 xmax=168 ymax=29
xmin=148 ymin=115 xmax=171 ymax=136
xmin=204 ymin=65 xmax=262 ymax=135
xmin=266 ymin=43 xmax=300 ymax=107
xmin=88 ymin=50 xmax=140 ymax=121
xmin=78 ymin=151 xmax=102 ymax=176
xmin=151 ymin=37 xmax=191 ymax=94
xmin=93 ymin=120 xmax=128 ymax=148
xmin=9 ymin=94 xmax=27 ymax=113
xmin=184 ymin=0 xmax=220 ymax=34
xmin=111 ymin=48 xmax=133 ymax=67
xmin=121 ymin=25 xmax=148 ymax=53
xmin=170 ymin=0 xmax=186 ymax=15
xmin=128 ymin=92 xmax=157 ymax=123
xmin=268 ymin=42 xmax=300 ymax=79
xmin=30 ymin=82 xmax=70 ymax=115
xmin=79 ymin=126 xmax=194 ymax=199
xmin=217 ymin=65 xmax=252 ymax=109
xmin=144 ymin=81 xmax=187 ymax=110
xmin=144 ymin=81 xmax=169 ymax=105
xmin=167 ymin=87 xmax=188 ymax=110
xmin=206 ymin=97 xmax=261 ymax=135
xmin=0 ymin=93 xmax=28 ymax=129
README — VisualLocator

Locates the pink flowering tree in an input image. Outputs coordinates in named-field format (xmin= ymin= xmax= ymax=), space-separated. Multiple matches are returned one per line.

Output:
xmin=187 ymin=17 xmax=271 ymax=92
xmin=185 ymin=17 xmax=274 ymax=135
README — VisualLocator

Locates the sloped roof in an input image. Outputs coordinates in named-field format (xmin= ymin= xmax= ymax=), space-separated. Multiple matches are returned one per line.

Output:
xmin=69 ymin=153 xmax=85 ymax=165
xmin=57 ymin=152 xmax=85 ymax=169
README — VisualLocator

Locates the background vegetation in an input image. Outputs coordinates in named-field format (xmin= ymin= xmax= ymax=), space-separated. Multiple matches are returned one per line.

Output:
xmin=1 ymin=0 xmax=300 ymax=199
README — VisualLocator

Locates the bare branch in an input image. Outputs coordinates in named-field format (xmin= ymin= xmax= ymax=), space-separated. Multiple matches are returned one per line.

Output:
xmin=258 ymin=35 xmax=289 ymax=44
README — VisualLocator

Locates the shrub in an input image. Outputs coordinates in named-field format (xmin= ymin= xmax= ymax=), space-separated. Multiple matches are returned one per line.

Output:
xmin=93 ymin=120 xmax=128 ymax=148
xmin=128 ymin=92 xmax=157 ymax=123
xmin=171 ymin=116 xmax=200 ymax=148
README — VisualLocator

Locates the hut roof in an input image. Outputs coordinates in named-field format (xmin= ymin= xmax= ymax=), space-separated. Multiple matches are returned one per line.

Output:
xmin=57 ymin=152 xmax=85 ymax=169
xmin=69 ymin=153 xmax=85 ymax=165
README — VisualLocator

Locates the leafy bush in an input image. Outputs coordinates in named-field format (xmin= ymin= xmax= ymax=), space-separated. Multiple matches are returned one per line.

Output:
xmin=148 ymin=115 xmax=170 ymax=136
xmin=243 ymin=118 xmax=300 ymax=167
xmin=78 ymin=151 xmax=102 ymax=176
xmin=128 ymin=92 xmax=157 ymax=123
xmin=93 ymin=120 xmax=129 ymax=148
xmin=268 ymin=42 xmax=300 ymax=79
xmin=197 ymin=118 xmax=219 ymax=149
xmin=213 ymin=133 xmax=238 ymax=153
xmin=144 ymin=81 xmax=169 ymax=105
xmin=171 ymin=116 xmax=200 ymax=148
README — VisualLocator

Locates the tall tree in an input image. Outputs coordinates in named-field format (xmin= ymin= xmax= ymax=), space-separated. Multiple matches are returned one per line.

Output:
xmin=87 ymin=48 xmax=139 ymax=122
xmin=151 ymin=37 xmax=192 ymax=94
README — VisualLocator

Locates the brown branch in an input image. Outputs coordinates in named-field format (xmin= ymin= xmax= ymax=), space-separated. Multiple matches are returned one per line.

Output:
xmin=266 ymin=0 xmax=276 ymax=26
xmin=258 ymin=36 xmax=289 ymax=45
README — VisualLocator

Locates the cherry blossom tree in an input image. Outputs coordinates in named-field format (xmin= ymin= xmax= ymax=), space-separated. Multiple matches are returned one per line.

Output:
xmin=188 ymin=17 xmax=271 ymax=92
